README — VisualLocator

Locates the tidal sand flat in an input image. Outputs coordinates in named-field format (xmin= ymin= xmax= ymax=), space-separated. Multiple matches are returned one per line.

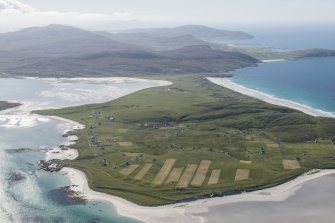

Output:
xmin=196 ymin=172 xmax=335 ymax=223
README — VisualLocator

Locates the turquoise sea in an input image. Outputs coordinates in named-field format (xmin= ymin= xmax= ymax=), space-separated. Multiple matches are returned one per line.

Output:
xmin=231 ymin=57 xmax=335 ymax=115
xmin=0 ymin=121 xmax=139 ymax=223
xmin=0 ymin=78 xmax=165 ymax=223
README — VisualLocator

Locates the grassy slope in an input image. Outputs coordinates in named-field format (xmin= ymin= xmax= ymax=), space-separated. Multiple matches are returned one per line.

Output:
xmin=37 ymin=75 xmax=335 ymax=205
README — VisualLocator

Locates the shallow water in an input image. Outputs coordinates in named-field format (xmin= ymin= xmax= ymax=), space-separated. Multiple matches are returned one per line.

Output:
xmin=0 ymin=77 xmax=166 ymax=223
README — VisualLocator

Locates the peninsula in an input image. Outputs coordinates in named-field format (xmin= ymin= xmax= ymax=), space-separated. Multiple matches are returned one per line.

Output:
xmin=38 ymin=74 xmax=335 ymax=206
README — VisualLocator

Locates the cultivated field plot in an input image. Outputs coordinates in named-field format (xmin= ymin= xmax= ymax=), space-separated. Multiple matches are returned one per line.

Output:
xmin=245 ymin=135 xmax=253 ymax=140
xmin=208 ymin=169 xmax=221 ymax=185
xmin=134 ymin=164 xmax=152 ymax=180
xmin=153 ymin=159 xmax=176 ymax=184
xmin=122 ymin=152 xmax=140 ymax=157
xmin=165 ymin=167 xmax=184 ymax=184
xmin=176 ymin=164 xmax=198 ymax=188
xmin=120 ymin=164 xmax=139 ymax=176
xmin=235 ymin=169 xmax=250 ymax=181
xmin=118 ymin=142 xmax=134 ymax=146
xmin=267 ymin=143 xmax=279 ymax=148
xmin=191 ymin=160 xmax=212 ymax=187
xmin=240 ymin=160 xmax=252 ymax=164
xmin=282 ymin=160 xmax=301 ymax=170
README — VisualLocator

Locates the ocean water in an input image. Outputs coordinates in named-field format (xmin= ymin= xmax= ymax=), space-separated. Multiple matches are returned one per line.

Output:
xmin=0 ymin=78 xmax=167 ymax=223
xmin=230 ymin=57 xmax=335 ymax=115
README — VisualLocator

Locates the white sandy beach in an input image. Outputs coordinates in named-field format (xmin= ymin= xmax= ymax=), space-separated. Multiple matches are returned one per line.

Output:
xmin=24 ymin=76 xmax=171 ymax=87
xmin=61 ymin=167 xmax=335 ymax=223
xmin=261 ymin=59 xmax=286 ymax=63
xmin=44 ymin=147 xmax=79 ymax=161
xmin=207 ymin=77 xmax=335 ymax=118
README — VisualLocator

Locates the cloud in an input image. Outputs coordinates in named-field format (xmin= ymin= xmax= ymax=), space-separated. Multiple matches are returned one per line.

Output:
xmin=0 ymin=0 xmax=134 ymax=32
xmin=0 ymin=0 xmax=34 ymax=14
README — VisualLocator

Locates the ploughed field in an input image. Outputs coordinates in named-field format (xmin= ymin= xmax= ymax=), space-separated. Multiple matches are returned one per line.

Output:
xmin=37 ymin=75 xmax=335 ymax=205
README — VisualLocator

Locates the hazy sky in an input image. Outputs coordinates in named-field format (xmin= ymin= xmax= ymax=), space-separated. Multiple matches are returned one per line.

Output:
xmin=0 ymin=0 xmax=334 ymax=32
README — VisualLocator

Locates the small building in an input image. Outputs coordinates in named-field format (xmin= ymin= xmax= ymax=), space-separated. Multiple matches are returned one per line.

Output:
xmin=101 ymin=159 xmax=109 ymax=166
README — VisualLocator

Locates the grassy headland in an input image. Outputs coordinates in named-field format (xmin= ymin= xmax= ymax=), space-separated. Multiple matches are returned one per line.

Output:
xmin=37 ymin=75 xmax=335 ymax=206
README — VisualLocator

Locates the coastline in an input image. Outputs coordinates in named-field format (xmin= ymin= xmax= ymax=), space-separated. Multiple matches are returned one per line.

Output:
xmin=42 ymin=75 xmax=335 ymax=222
xmin=23 ymin=76 xmax=171 ymax=87
xmin=0 ymin=76 xmax=171 ymax=158
xmin=61 ymin=167 xmax=335 ymax=223
xmin=3 ymin=76 xmax=334 ymax=222
xmin=261 ymin=59 xmax=286 ymax=63
xmin=207 ymin=77 xmax=335 ymax=118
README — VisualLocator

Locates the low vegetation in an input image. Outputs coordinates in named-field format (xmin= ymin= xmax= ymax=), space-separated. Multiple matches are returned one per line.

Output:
xmin=37 ymin=75 xmax=335 ymax=206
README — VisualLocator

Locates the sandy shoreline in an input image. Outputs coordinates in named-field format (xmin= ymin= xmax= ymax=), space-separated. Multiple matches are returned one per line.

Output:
xmin=61 ymin=167 xmax=335 ymax=223
xmin=24 ymin=76 xmax=171 ymax=87
xmin=207 ymin=77 xmax=335 ymax=118
xmin=261 ymin=59 xmax=286 ymax=63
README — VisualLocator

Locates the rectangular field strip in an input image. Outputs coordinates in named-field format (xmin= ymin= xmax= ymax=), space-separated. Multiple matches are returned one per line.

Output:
xmin=282 ymin=160 xmax=301 ymax=170
xmin=240 ymin=160 xmax=252 ymax=164
xmin=152 ymin=159 xmax=176 ymax=184
xmin=118 ymin=142 xmax=133 ymax=146
xmin=176 ymin=164 xmax=198 ymax=188
xmin=267 ymin=143 xmax=279 ymax=148
xmin=120 ymin=165 xmax=139 ymax=176
xmin=134 ymin=164 xmax=152 ymax=180
xmin=208 ymin=169 xmax=221 ymax=185
xmin=235 ymin=169 xmax=250 ymax=181
xmin=190 ymin=160 xmax=211 ymax=187
xmin=165 ymin=167 xmax=184 ymax=184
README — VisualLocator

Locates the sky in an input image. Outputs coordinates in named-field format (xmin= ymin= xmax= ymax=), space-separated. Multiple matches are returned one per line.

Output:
xmin=0 ymin=0 xmax=334 ymax=32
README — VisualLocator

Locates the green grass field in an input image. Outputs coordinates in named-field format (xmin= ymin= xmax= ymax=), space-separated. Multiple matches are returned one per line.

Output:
xmin=37 ymin=75 xmax=335 ymax=206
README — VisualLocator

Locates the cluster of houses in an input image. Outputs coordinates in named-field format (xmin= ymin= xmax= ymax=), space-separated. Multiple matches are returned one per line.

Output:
xmin=89 ymin=136 xmax=117 ymax=147
xmin=101 ymin=154 xmax=143 ymax=169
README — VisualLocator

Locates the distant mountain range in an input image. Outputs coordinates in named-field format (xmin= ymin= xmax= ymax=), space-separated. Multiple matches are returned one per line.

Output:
xmin=123 ymin=25 xmax=254 ymax=42
xmin=0 ymin=24 xmax=259 ymax=77
xmin=95 ymin=32 xmax=209 ymax=51
xmin=0 ymin=24 xmax=138 ymax=58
